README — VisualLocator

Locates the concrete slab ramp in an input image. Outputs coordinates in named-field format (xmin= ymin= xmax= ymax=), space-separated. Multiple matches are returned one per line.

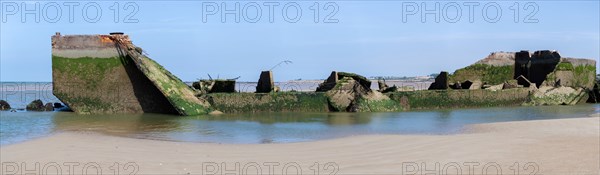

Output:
xmin=52 ymin=33 xmax=209 ymax=115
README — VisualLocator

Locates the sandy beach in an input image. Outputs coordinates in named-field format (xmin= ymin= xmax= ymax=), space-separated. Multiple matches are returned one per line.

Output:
xmin=1 ymin=116 xmax=598 ymax=175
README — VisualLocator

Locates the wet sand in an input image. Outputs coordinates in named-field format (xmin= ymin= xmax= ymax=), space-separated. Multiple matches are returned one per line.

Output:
xmin=1 ymin=116 xmax=598 ymax=174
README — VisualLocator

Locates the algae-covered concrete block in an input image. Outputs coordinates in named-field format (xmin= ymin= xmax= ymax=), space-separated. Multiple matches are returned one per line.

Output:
xmin=337 ymin=72 xmax=372 ymax=90
xmin=316 ymin=71 xmax=371 ymax=92
xmin=450 ymin=52 xmax=515 ymax=85
xmin=525 ymin=86 xmax=588 ymax=105
xmin=206 ymin=92 xmax=330 ymax=113
xmin=325 ymin=77 xmax=362 ymax=111
xmin=324 ymin=77 xmax=398 ymax=112
xmin=388 ymin=88 xmax=530 ymax=110
xmin=52 ymin=33 xmax=210 ymax=115
xmin=193 ymin=80 xmax=236 ymax=93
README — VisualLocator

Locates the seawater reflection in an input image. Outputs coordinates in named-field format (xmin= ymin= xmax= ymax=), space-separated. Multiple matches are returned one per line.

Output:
xmin=1 ymin=104 xmax=598 ymax=145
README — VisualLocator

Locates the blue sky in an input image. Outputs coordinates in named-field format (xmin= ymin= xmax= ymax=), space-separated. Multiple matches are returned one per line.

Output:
xmin=1 ymin=0 xmax=599 ymax=82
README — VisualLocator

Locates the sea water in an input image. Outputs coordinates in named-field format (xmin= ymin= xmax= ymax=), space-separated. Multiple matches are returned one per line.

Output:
xmin=1 ymin=82 xmax=599 ymax=145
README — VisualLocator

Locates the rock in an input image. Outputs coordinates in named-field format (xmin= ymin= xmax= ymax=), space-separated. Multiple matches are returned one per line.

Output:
xmin=44 ymin=103 xmax=54 ymax=111
xmin=317 ymin=71 xmax=371 ymax=92
xmin=53 ymin=103 xmax=64 ymax=108
xmin=26 ymin=99 xmax=45 ymax=111
xmin=0 ymin=100 xmax=11 ymax=111
xmin=325 ymin=77 xmax=364 ymax=111
xmin=256 ymin=71 xmax=275 ymax=93
xmin=428 ymin=71 xmax=449 ymax=90
xmin=325 ymin=76 xmax=396 ymax=112
xmin=337 ymin=72 xmax=371 ymax=90
xmin=208 ymin=110 xmax=224 ymax=115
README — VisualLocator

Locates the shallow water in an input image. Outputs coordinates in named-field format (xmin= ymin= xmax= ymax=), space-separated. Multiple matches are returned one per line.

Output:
xmin=1 ymin=104 xmax=598 ymax=145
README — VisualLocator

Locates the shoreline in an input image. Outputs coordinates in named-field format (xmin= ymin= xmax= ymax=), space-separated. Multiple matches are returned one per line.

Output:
xmin=1 ymin=116 xmax=598 ymax=174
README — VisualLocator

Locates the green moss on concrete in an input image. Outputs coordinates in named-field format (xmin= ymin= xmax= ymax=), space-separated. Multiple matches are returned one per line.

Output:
xmin=573 ymin=65 xmax=596 ymax=88
xmin=450 ymin=64 xmax=514 ymax=85
xmin=333 ymin=77 xmax=353 ymax=89
xmin=355 ymin=97 xmax=401 ymax=112
xmin=52 ymin=56 xmax=124 ymax=89
xmin=545 ymin=62 xmax=596 ymax=89
xmin=388 ymin=89 xmax=530 ymax=110
xmin=53 ymin=54 xmax=209 ymax=115
xmin=136 ymin=56 xmax=210 ymax=115
xmin=545 ymin=72 xmax=556 ymax=83
xmin=524 ymin=87 xmax=587 ymax=106
xmin=555 ymin=62 xmax=574 ymax=71
xmin=54 ymin=92 xmax=114 ymax=114
xmin=208 ymin=88 xmax=533 ymax=113
xmin=337 ymin=72 xmax=371 ymax=88
xmin=526 ymin=92 xmax=585 ymax=105
xmin=206 ymin=92 xmax=330 ymax=113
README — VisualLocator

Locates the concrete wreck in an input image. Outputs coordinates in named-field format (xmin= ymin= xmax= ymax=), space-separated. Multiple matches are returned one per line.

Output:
xmin=52 ymin=33 xmax=598 ymax=115
xmin=52 ymin=32 xmax=210 ymax=115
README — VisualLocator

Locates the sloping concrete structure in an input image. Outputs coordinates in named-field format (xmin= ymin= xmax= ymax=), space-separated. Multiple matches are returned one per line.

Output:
xmin=52 ymin=33 xmax=210 ymax=115
xmin=52 ymin=34 xmax=598 ymax=115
